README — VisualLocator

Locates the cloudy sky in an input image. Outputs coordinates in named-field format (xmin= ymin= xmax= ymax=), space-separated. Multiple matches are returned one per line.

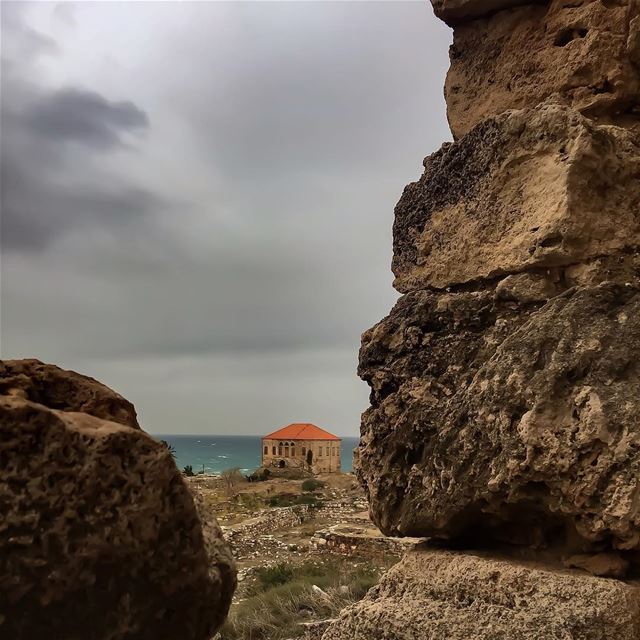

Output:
xmin=1 ymin=1 xmax=451 ymax=436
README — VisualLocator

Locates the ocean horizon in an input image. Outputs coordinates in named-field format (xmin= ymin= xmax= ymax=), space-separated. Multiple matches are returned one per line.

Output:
xmin=157 ymin=434 xmax=360 ymax=475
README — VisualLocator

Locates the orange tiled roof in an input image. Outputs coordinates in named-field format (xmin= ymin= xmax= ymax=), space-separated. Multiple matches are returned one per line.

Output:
xmin=263 ymin=423 xmax=341 ymax=441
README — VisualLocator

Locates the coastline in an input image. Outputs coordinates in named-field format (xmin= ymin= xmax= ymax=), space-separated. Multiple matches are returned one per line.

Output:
xmin=157 ymin=434 xmax=360 ymax=475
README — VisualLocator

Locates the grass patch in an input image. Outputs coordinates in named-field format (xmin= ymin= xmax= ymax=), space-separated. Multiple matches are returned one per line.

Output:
xmin=301 ymin=479 xmax=325 ymax=492
xmin=219 ymin=559 xmax=384 ymax=640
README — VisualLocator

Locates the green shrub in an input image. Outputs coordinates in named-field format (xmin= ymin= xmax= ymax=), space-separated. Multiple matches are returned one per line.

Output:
xmin=182 ymin=465 xmax=195 ymax=477
xmin=247 ymin=468 xmax=271 ymax=482
xmin=301 ymin=479 xmax=325 ymax=492
xmin=255 ymin=563 xmax=294 ymax=590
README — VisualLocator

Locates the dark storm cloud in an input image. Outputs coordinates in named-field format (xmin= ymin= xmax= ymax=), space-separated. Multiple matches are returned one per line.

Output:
xmin=23 ymin=88 xmax=148 ymax=149
xmin=1 ymin=10 xmax=154 ymax=250
xmin=1 ymin=155 xmax=164 ymax=250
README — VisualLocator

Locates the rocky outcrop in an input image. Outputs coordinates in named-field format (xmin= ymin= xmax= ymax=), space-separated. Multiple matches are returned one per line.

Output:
xmin=392 ymin=105 xmax=640 ymax=292
xmin=0 ymin=361 xmax=236 ymax=640
xmin=0 ymin=359 xmax=139 ymax=428
xmin=323 ymin=550 xmax=640 ymax=640
xmin=327 ymin=0 xmax=640 ymax=637
xmin=356 ymin=0 xmax=640 ymax=567
xmin=443 ymin=0 xmax=640 ymax=138
xmin=359 ymin=282 xmax=640 ymax=555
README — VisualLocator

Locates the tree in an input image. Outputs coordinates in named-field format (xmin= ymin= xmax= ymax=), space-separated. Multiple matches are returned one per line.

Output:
xmin=183 ymin=465 xmax=195 ymax=477
xmin=221 ymin=467 xmax=245 ymax=498
xmin=159 ymin=440 xmax=177 ymax=460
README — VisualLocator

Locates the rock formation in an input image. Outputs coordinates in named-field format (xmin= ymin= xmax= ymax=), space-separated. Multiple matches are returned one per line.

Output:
xmin=439 ymin=0 xmax=640 ymax=138
xmin=323 ymin=550 xmax=640 ymax=640
xmin=0 ymin=360 xmax=236 ymax=640
xmin=326 ymin=0 xmax=640 ymax=637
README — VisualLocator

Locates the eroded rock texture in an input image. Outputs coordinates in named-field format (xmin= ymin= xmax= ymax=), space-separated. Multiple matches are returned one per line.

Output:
xmin=322 ymin=550 xmax=640 ymax=640
xmin=348 ymin=0 xmax=640 ymax=637
xmin=0 ymin=359 xmax=139 ymax=428
xmin=444 ymin=0 xmax=640 ymax=138
xmin=359 ymin=283 xmax=640 ymax=553
xmin=0 ymin=361 xmax=236 ymax=640
xmin=356 ymin=0 xmax=640 ymax=575
xmin=393 ymin=105 xmax=640 ymax=292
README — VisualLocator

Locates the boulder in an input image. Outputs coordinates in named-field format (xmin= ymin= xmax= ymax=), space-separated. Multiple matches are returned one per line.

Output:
xmin=322 ymin=549 xmax=640 ymax=640
xmin=0 ymin=363 xmax=236 ymax=640
xmin=358 ymin=283 xmax=640 ymax=555
xmin=392 ymin=104 xmax=640 ymax=293
xmin=443 ymin=0 xmax=640 ymax=138
xmin=0 ymin=359 xmax=139 ymax=428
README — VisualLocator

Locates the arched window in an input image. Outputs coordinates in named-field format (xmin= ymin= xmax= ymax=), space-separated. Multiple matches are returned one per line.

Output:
xmin=278 ymin=442 xmax=283 ymax=456
xmin=272 ymin=446 xmax=276 ymax=455
xmin=319 ymin=446 xmax=323 ymax=457
xmin=264 ymin=446 xmax=268 ymax=455
xmin=302 ymin=447 xmax=306 ymax=456
xmin=291 ymin=447 xmax=296 ymax=457
xmin=285 ymin=444 xmax=289 ymax=457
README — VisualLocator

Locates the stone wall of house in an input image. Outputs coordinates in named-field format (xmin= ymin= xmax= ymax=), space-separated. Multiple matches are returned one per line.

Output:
xmin=262 ymin=438 xmax=341 ymax=473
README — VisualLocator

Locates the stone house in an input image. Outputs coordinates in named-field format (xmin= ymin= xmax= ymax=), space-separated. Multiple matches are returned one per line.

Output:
xmin=261 ymin=423 xmax=341 ymax=474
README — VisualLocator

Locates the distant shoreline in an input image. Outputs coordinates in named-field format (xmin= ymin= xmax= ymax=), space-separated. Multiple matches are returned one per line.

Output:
xmin=158 ymin=434 xmax=360 ymax=475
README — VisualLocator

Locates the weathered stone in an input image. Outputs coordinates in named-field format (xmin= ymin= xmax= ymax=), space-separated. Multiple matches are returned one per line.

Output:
xmin=495 ymin=272 xmax=561 ymax=303
xmin=564 ymin=553 xmax=630 ymax=579
xmin=322 ymin=550 xmax=640 ymax=640
xmin=444 ymin=0 xmax=640 ymax=138
xmin=357 ymin=282 xmax=640 ymax=555
xmin=430 ymin=0 xmax=530 ymax=26
xmin=0 ymin=365 xmax=236 ymax=640
xmin=392 ymin=105 xmax=640 ymax=293
xmin=0 ymin=359 xmax=139 ymax=429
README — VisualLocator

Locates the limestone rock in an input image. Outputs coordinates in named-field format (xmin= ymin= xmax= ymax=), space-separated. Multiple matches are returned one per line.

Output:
xmin=322 ymin=550 xmax=640 ymax=640
xmin=564 ymin=553 xmax=630 ymax=579
xmin=0 ymin=359 xmax=139 ymax=429
xmin=443 ymin=0 xmax=640 ymax=138
xmin=0 ymin=365 xmax=236 ymax=640
xmin=392 ymin=105 xmax=640 ymax=293
xmin=357 ymin=282 xmax=640 ymax=554
xmin=495 ymin=272 xmax=561 ymax=303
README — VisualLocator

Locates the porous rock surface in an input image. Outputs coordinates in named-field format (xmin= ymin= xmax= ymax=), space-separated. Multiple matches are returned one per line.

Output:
xmin=346 ymin=0 xmax=640 ymax=636
xmin=0 ymin=361 xmax=236 ymax=640
xmin=0 ymin=359 xmax=139 ymax=429
xmin=359 ymin=282 xmax=640 ymax=553
xmin=444 ymin=0 xmax=640 ymax=138
xmin=322 ymin=550 xmax=640 ymax=640
xmin=392 ymin=104 xmax=640 ymax=293
xmin=356 ymin=0 xmax=640 ymax=565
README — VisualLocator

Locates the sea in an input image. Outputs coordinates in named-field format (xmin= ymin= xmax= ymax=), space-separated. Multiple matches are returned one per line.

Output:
xmin=157 ymin=434 xmax=360 ymax=475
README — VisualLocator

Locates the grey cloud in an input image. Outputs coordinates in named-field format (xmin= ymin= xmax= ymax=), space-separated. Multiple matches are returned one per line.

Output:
xmin=1 ymin=2 xmax=450 ymax=435
xmin=1 ymin=2 xmax=58 ymax=66
xmin=1 ymin=18 xmax=154 ymax=251
xmin=23 ymin=88 xmax=148 ymax=149
xmin=1 ymin=156 xmax=164 ymax=249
